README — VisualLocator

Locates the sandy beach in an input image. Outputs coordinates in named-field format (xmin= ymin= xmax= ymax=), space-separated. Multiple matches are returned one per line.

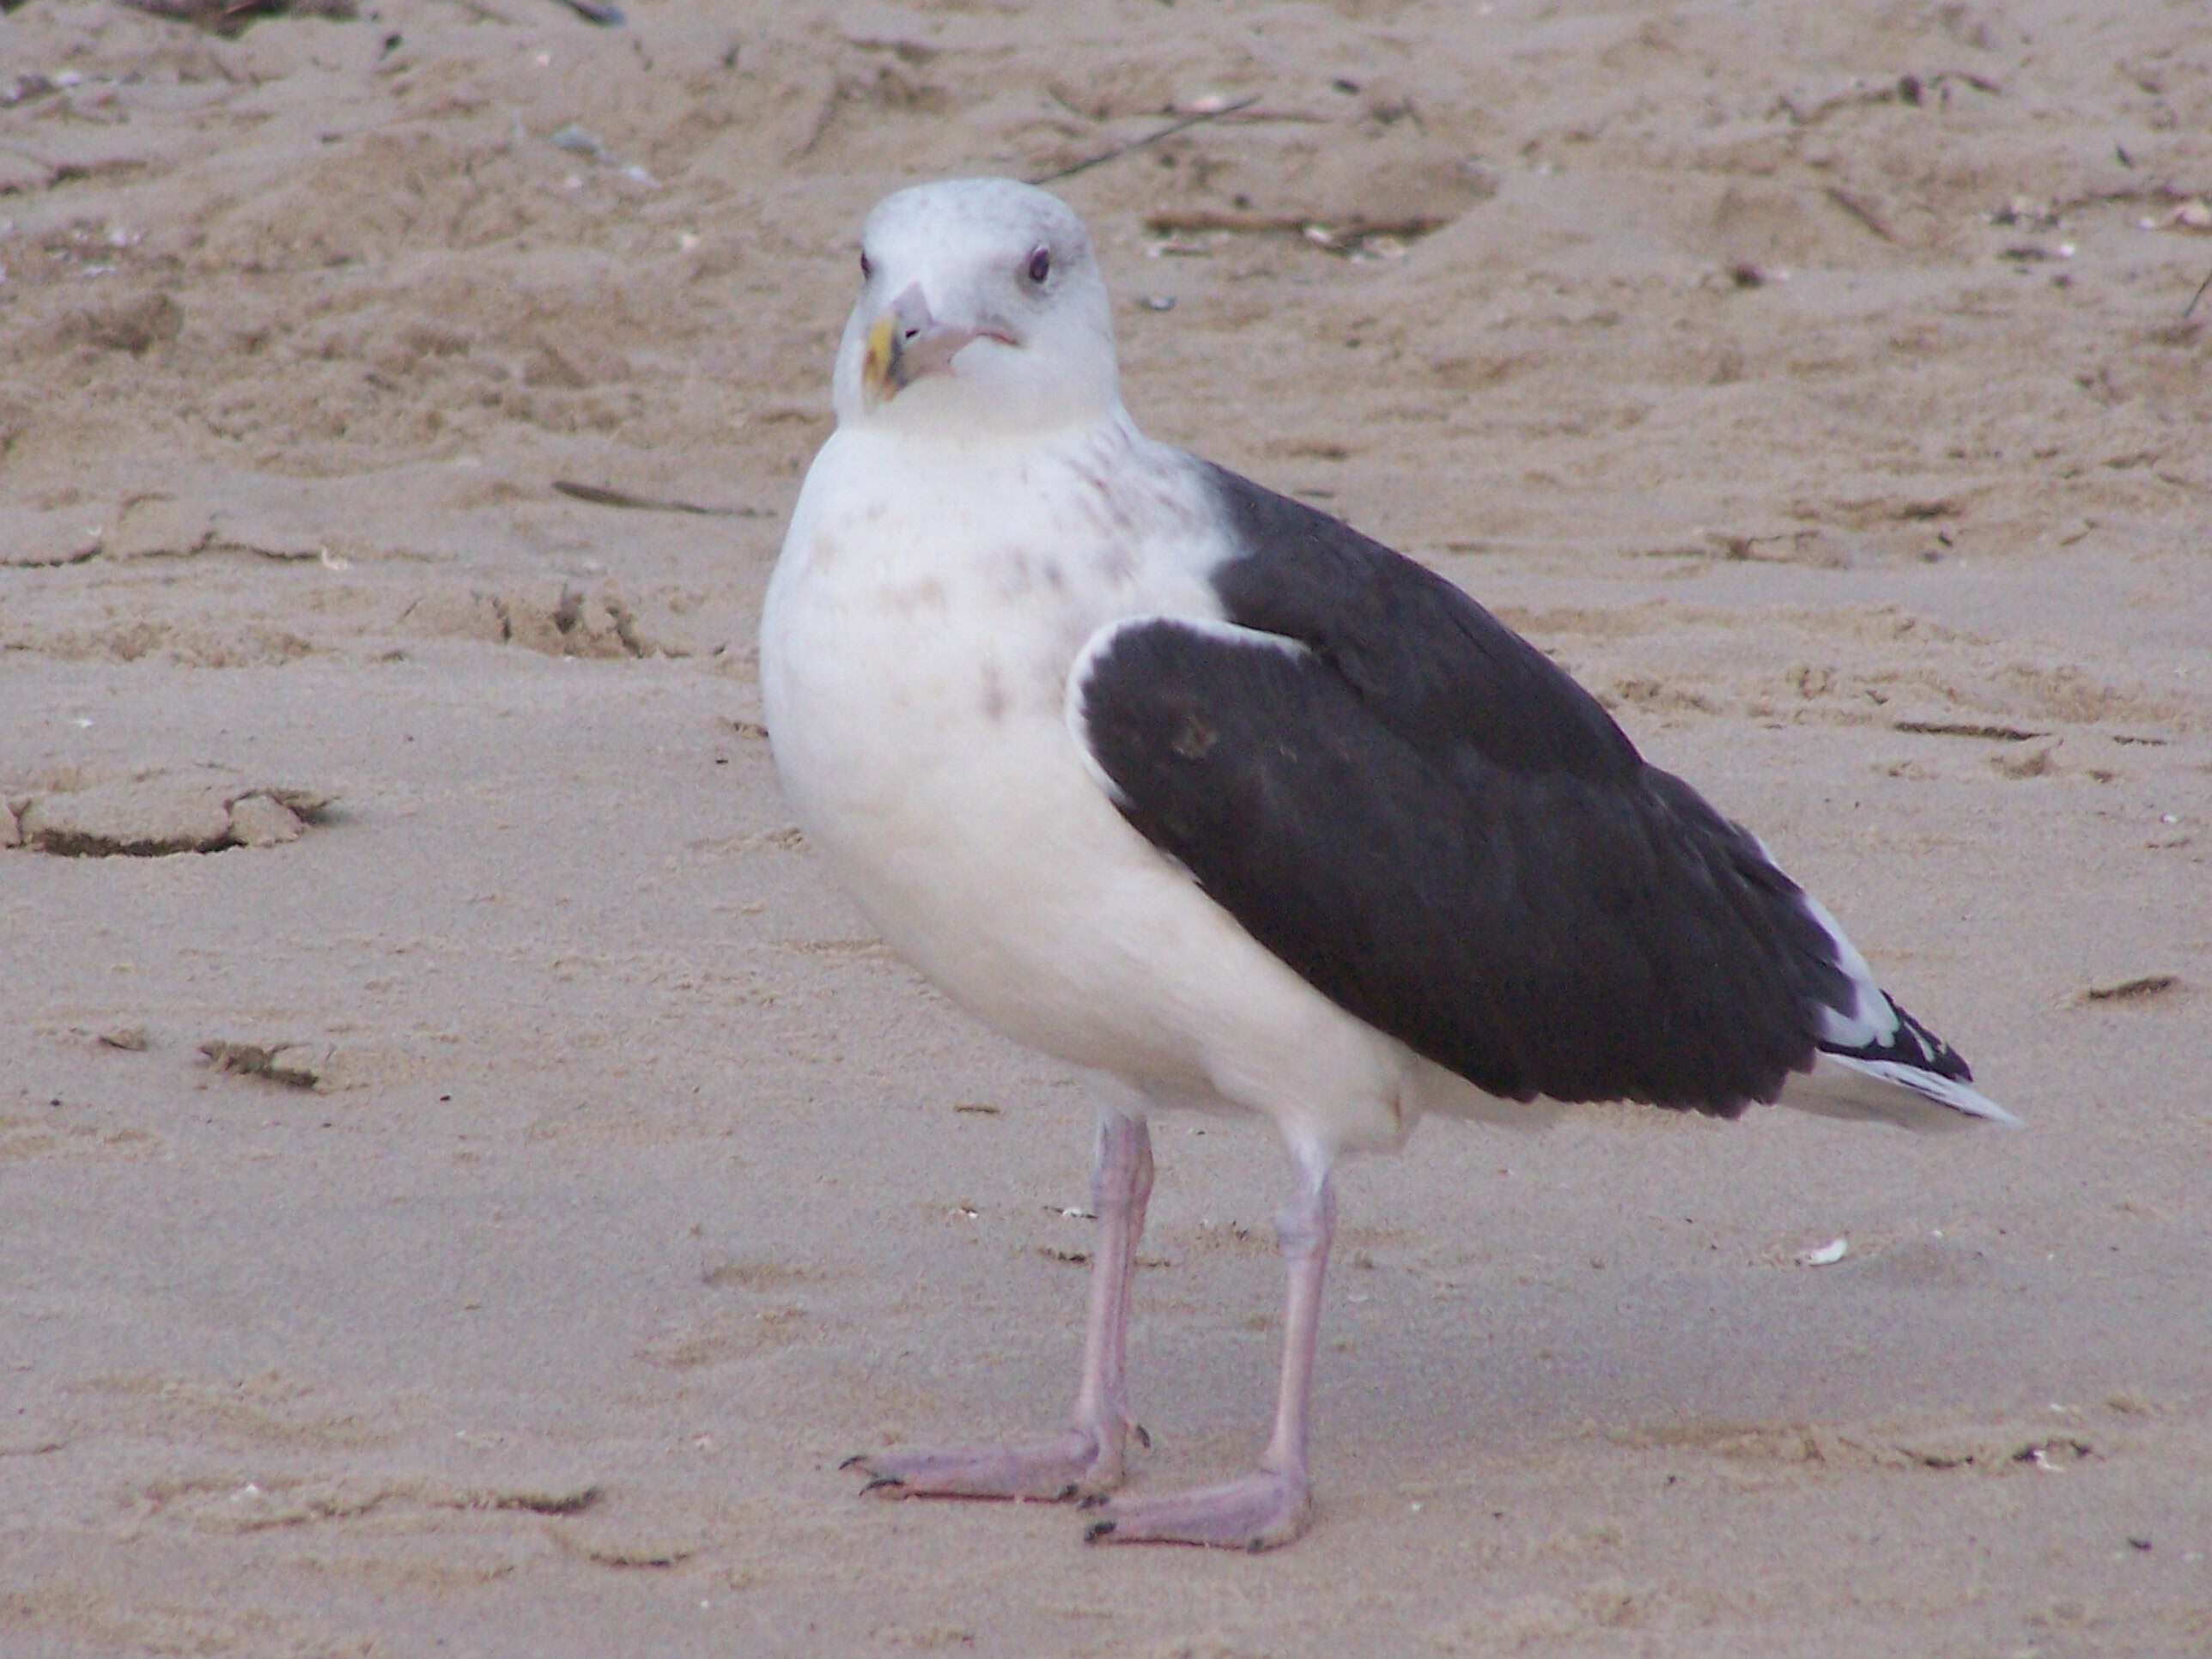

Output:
xmin=3 ymin=1 xmax=2208 ymax=1653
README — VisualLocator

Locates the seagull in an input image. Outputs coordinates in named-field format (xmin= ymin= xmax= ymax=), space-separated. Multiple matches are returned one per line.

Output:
xmin=758 ymin=177 xmax=2018 ymax=1551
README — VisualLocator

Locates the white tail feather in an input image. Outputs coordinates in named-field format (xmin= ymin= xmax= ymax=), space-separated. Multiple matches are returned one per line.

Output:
xmin=1783 ymin=1052 xmax=2023 ymax=1133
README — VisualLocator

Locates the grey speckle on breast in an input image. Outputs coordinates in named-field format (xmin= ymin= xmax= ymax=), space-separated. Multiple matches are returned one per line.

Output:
xmin=1069 ymin=424 xmax=1214 ymax=589
xmin=979 ymin=659 xmax=1010 ymax=724
xmin=1054 ymin=422 xmax=1171 ymax=575
xmin=988 ymin=547 xmax=1036 ymax=601
xmin=880 ymin=576 xmax=951 ymax=615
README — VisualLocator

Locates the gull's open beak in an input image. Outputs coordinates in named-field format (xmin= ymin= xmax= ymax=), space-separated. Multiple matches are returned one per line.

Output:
xmin=860 ymin=283 xmax=1002 ymax=410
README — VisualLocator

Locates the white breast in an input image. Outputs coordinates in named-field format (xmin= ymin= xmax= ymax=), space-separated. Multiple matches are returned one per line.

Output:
xmin=759 ymin=414 xmax=1445 ymax=1158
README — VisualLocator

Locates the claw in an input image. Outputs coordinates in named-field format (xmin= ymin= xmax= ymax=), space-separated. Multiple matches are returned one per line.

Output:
xmin=837 ymin=1453 xmax=869 ymax=1471
xmin=1075 ymin=1468 xmax=1310 ymax=1549
xmin=1133 ymin=1423 xmax=1152 ymax=1449
xmin=861 ymin=1474 xmax=906 ymax=1494
xmin=1076 ymin=1492 xmax=1109 ymax=1510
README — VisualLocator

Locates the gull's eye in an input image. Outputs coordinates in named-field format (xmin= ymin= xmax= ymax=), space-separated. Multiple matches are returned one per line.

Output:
xmin=1025 ymin=246 xmax=1051 ymax=286
xmin=860 ymin=251 xmax=873 ymax=281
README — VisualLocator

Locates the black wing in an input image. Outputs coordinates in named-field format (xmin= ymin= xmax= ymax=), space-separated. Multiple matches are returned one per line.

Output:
xmin=1071 ymin=466 xmax=1859 ymax=1114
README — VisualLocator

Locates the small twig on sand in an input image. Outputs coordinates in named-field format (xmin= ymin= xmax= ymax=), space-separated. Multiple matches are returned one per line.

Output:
xmin=1141 ymin=208 xmax=1449 ymax=243
xmin=553 ymin=480 xmax=762 ymax=518
xmin=1893 ymin=719 xmax=2045 ymax=742
xmin=2078 ymin=973 xmax=2179 ymax=1004
xmin=1028 ymin=95 xmax=1260 ymax=187
xmin=547 ymin=0 xmax=623 ymax=25
xmin=2185 ymin=266 xmax=2212 ymax=321
xmin=117 ymin=0 xmax=356 ymax=32
xmin=1824 ymin=185 xmax=1899 ymax=243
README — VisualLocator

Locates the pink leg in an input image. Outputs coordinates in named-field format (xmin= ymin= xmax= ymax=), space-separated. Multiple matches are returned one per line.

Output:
xmin=844 ymin=1111 xmax=1154 ymax=1502
xmin=1085 ymin=1172 xmax=1335 ymax=1550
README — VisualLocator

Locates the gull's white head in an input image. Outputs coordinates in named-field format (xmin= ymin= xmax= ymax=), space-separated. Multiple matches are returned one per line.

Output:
xmin=832 ymin=178 xmax=1120 ymax=439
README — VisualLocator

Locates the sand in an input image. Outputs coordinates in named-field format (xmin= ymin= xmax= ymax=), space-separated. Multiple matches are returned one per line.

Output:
xmin=3 ymin=1 xmax=2208 ymax=1654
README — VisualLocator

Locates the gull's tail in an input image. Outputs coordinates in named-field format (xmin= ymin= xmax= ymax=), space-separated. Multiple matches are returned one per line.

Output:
xmin=1783 ymin=888 xmax=2021 ymax=1133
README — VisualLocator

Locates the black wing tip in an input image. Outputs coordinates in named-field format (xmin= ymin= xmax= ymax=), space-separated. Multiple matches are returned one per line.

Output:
xmin=1819 ymin=994 xmax=1975 ymax=1086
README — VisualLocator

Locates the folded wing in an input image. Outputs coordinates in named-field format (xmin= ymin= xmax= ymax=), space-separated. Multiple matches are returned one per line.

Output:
xmin=1067 ymin=465 xmax=2012 ymax=1126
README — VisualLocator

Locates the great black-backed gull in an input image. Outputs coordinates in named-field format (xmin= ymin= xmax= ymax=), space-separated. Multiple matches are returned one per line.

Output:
xmin=758 ymin=177 xmax=2017 ymax=1551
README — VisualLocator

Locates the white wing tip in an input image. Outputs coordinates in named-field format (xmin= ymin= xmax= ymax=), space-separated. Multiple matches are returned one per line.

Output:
xmin=1790 ymin=1053 xmax=2023 ymax=1133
